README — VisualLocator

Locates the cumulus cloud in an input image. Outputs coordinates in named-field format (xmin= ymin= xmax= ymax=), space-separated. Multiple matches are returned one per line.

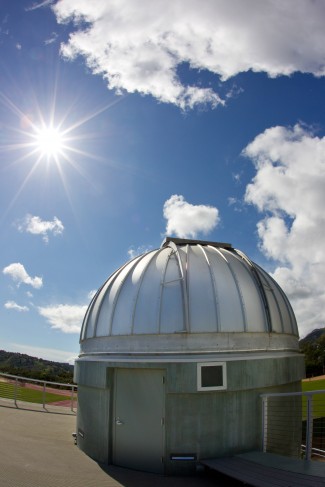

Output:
xmin=4 ymin=301 xmax=29 ymax=312
xmin=53 ymin=0 xmax=325 ymax=109
xmin=163 ymin=194 xmax=219 ymax=239
xmin=37 ymin=304 xmax=87 ymax=333
xmin=3 ymin=263 xmax=43 ymax=289
xmin=15 ymin=214 xmax=64 ymax=243
xmin=243 ymin=124 xmax=325 ymax=337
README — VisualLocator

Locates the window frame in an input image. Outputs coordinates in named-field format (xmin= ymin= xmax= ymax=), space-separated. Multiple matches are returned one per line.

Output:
xmin=197 ymin=361 xmax=227 ymax=391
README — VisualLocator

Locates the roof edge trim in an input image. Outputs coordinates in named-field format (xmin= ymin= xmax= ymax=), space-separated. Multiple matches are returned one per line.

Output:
xmin=161 ymin=237 xmax=232 ymax=249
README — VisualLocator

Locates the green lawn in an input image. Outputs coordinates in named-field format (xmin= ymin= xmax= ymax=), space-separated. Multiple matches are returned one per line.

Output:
xmin=301 ymin=379 xmax=325 ymax=421
xmin=0 ymin=382 xmax=72 ymax=404
xmin=302 ymin=378 xmax=325 ymax=392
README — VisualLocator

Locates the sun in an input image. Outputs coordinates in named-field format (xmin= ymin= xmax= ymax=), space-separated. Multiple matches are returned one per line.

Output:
xmin=33 ymin=124 xmax=66 ymax=160
xmin=0 ymin=89 xmax=123 ymax=218
xmin=1 ymin=89 xmax=122 ymax=170
xmin=35 ymin=126 xmax=64 ymax=156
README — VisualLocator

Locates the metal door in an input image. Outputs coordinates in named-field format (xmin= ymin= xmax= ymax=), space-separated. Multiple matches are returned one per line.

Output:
xmin=113 ymin=368 xmax=165 ymax=473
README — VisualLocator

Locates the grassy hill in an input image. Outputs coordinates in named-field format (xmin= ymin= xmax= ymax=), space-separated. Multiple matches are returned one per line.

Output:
xmin=0 ymin=350 xmax=74 ymax=383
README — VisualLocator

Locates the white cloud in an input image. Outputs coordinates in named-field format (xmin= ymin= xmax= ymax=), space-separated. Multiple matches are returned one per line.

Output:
xmin=44 ymin=32 xmax=58 ymax=45
xmin=3 ymin=263 xmax=43 ymax=289
xmin=163 ymin=194 xmax=219 ymax=239
xmin=25 ymin=0 xmax=54 ymax=12
xmin=15 ymin=214 xmax=64 ymax=243
xmin=37 ymin=304 xmax=87 ymax=334
xmin=127 ymin=245 xmax=153 ymax=260
xmin=4 ymin=301 xmax=29 ymax=312
xmin=228 ymin=197 xmax=237 ymax=206
xmin=53 ymin=0 xmax=325 ymax=109
xmin=87 ymin=289 xmax=97 ymax=300
xmin=243 ymin=124 xmax=325 ymax=337
xmin=232 ymin=172 xmax=242 ymax=183
xmin=227 ymin=197 xmax=243 ymax=213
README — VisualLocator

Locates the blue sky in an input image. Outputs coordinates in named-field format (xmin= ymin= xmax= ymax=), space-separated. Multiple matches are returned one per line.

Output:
xmin=1 ymin=0 xmax=325 ymax=363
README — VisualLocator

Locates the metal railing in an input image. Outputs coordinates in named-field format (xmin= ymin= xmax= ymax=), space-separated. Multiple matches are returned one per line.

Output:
xmin=0 ymin=372 xmax=77 ymax=412
xmin=261 ymin=390 xmax=325 ymax=461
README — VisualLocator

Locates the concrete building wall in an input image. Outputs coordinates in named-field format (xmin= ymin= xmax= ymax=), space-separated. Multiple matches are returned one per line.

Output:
xmin=76 ymin=385 xmax=110 ymax=463
xmin=74 ymin=352 xmax=304 ymax=474
xmin=164 ymin=382 xmax=301 ymax=475
xmin=74 ymin=362 xmax=111 ymax=463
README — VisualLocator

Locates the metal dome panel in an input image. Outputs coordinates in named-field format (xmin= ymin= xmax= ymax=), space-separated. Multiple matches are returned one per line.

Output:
xmin=187 ymin=245 xmax=217 ymax=332
xmin=222 ymin=249 xmax=267 ymax=332
xmin=132 ymin=251 xmax=162 ymax=334
xmin=160 ymin=252 xmax=184 ymax=333
xmin=207 ymin=247 xmax=244 ymax=332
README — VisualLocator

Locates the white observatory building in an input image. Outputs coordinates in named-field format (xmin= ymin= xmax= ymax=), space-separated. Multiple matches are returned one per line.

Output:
xmin=74 ymin=237 xmax=304 ymax=475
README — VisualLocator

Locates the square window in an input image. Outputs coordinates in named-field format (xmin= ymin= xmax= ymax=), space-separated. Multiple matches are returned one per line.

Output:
xmin=197 ymin=362 xmax=227 ymax=391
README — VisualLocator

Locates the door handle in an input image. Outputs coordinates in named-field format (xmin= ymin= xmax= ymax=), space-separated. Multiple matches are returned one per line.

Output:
xmin=115 ymin=417 xmax=124 ymax=426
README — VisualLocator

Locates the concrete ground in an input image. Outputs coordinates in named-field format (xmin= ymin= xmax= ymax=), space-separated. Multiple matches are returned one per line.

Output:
xmin=0 ymin=399 xmax=242 ymax=487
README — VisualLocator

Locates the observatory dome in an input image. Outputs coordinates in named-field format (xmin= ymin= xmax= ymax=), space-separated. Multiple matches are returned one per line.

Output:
xmin=80 ymin=238 xmax=298 ymax=355
xmin=76 ymin=237 xmax=303 ymax=475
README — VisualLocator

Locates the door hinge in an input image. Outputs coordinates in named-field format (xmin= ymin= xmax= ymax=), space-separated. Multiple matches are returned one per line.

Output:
xmin=162 ymin=376 xmax=165 ymax=384
xmin=161 ymin=417 xmax=165 ymax=426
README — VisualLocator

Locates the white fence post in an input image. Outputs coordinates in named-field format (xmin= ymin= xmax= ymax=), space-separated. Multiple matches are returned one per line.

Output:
xmin=42 ymin=382 xmax=46 ymax=409
xmin=71 ymin=385 xmax=74 ymax=412
xmin=305 ymin=395 xmax=313 ymax=461
xmin=14 ymin=378 xmax=18 ymax=407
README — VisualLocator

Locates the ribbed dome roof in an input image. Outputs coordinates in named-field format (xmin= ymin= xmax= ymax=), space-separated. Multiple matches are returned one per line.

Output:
xmin=81 ymin=238 xmax=298 ymax=342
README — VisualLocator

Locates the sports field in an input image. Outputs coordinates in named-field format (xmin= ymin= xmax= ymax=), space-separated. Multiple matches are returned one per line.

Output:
xmin=0 ymin=379 xmax=75 ymax=405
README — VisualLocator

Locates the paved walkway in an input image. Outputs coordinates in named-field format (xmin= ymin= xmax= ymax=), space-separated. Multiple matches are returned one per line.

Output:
xmin=0 ymin=401 xmax=242 ymax=487
xmin=202 ymin=453 xmax=325 ymax=487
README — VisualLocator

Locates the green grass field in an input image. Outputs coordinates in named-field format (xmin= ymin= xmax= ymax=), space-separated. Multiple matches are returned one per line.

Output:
xmin=0 ymin=382 xmax=72 ymax=404
xmin=300 ymin=378 xmax=325 ymax=421
xmin=302 ymin=378 xmax=325 ymax=392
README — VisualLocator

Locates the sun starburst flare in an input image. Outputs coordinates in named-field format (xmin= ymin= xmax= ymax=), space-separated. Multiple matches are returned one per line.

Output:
xmin=33 ymin=125 xmax=66 ymax=159
xmin=0 ymin=90 xmax=124 ymax=220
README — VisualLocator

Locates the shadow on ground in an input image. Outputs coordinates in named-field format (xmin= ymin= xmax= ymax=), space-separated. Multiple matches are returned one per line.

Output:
xmin=99 ymin=463 xmax=245 ymax=487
